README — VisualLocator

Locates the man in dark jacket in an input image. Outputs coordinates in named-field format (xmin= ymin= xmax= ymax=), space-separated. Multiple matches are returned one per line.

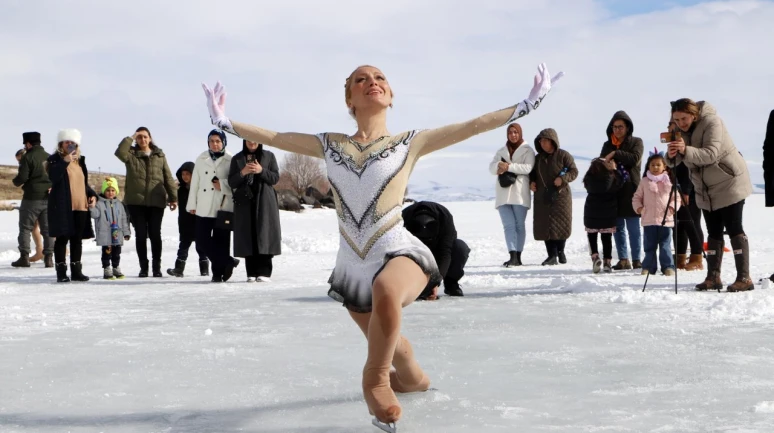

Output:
xmin=167 ymin=161 xmax=209 ymax=277
xmin=402 ymin=201 xmax=469 ymax=299
xmin=764 ymin=110 xmax=774 ymax=282
xmin=600 ymin=111 xmax=644 ymax=270
xmin=11 ymin=132 xmax=54 ymax=268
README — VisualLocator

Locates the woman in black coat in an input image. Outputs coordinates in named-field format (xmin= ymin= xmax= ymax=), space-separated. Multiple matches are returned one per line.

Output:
xmin=228 ymin=140 xmax=282 ymax=282
xmin=583 ymin=158 xmax=622 ymax=273
xmin=46 ymin=128 xmax=97 ymax=282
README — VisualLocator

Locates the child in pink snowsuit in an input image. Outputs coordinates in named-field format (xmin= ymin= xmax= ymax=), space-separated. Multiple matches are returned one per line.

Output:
xmin=633 ymin=152 xmax=680 ymax=276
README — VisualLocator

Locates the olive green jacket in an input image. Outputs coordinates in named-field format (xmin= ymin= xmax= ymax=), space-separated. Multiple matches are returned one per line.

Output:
xmin=115 ymin=137 xmax=177 ymax=208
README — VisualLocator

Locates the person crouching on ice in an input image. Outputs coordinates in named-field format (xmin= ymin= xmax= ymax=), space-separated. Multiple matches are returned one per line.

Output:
xmin=90 ymin=177 xmax=131 ymax=279
xmin=632 ymin=151 xmax=680 ymax=276
xmin=402 ymin=201 xmax=470 ymax=299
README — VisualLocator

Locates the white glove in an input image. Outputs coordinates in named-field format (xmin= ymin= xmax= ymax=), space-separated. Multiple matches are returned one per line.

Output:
xmin=201 ymin=81 xmax=234 ymax=133
xmin=526 ymin=63 xmax=564 ymax=108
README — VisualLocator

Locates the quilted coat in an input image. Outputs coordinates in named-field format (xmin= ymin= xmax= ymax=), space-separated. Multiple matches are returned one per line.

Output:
xmin=529 ymin=128 xmax=578 ymax=241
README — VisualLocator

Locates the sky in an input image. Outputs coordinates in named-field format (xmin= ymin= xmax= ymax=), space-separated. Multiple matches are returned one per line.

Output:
xmin=2 ymin=0 xmax=773 ymax=194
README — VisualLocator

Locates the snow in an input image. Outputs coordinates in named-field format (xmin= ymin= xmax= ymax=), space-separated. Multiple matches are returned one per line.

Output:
xmin=1 ymin=195 xmax=773 ymax=432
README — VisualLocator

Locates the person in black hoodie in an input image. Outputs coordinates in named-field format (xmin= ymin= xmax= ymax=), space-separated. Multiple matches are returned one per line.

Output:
xmin=167 ymin=161 xmax=209 ymax=277
xmin=402 ymin=201 xmax=469 ymax=299
xmin=583 ymin=158 xmax=623 ymax=273
xmin=600 ymin=110 xmax=644 ymax=270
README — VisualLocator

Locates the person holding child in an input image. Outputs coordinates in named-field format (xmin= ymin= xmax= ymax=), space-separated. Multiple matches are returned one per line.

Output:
xmin=632 ymin=151 xmax=680 ymax=276
xmin=90 ymin=177 xmax=131 ymax=279
xmin=46 ymin=129 xmax=97 ymax=283
xmin=583 ymin=157 xmax=623 ymax=273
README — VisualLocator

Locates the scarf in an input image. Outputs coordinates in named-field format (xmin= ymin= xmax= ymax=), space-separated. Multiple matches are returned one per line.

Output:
xmin=506 ymin=123 xmax=524 ymax=157
xmin=611 ymin=134 xmax=623 ymax=148
xmin=646 ymin=170 xmax=670 ymax=192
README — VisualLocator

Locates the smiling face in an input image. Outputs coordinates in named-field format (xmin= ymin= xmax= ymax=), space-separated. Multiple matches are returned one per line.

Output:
xmin=345 ymin=65 xmax=393 ymax=117
xmin=135 ymin=129 xmax=151 ymax=151
xmin=507 ymin=126 xmax=521 ymax=143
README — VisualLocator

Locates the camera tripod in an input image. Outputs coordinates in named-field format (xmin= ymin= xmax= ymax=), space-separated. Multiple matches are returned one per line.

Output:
xmin=641 ymin=180 xmax=705 ymax=294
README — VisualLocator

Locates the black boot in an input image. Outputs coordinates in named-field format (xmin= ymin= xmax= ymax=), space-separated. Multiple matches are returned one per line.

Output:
xmin=44 ymin=253 xmax=54 ymax=268
xmin=727 ymin=234 xmax=754 ymax=292
xmin=70 ymin=261 xmax=89 ymax=282
xmin=444 ymin=281 xmax=464 ymax=296
xmin=139 ymin=259 xmax=149 ymax=278
xmin=558 ymin=251 xmax=567 ymax=264
xmin=152 ymin=259 xmax=162 ymax=277
xmin=223 ymin=258 xmax=239 ymax=282
xmin=11 ymin=253 xmax=30 ymax=268
xmin=199 ymin=259 xmax=210 ymax=276
xmin=542 ymin=256 xmax=558 ymax=266
xmin=515 ymin=251 xmax=522 ymax=266
xmin=503 ymin=251 xmax=518 ymax=267
xmin=696 ymin=237 xmax=723 ymax=291
xmin=55 ymin=262 xmax=70 ymax=283
xmin=167 ymin=259 xmax=186 ymax=277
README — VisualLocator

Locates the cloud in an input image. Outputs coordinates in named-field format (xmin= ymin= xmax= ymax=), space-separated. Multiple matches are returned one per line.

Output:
xmin=1 ymin=0 xmax=772 ymax=194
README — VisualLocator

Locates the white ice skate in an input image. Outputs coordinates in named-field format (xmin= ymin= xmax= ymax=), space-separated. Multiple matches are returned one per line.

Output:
xmin=372 ymin=418 xmax=397 ymax=433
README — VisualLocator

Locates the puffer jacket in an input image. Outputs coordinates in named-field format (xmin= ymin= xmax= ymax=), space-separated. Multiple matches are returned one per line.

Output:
xmin=89 ymin=196 xmax=132 ymax=246
xmin=667 ymin=101 xmax=752 ymax=211
xmin=115 ymin=137 xmax=177 ymax=208
xmin=489 ymin=143 xmax=535 ymax=208
xmin=12 ymin=144 xmax=51 ymax=200
xmin=632 ymin=174 xmax=680 ymax=227
xmin=528 ymin=128 xmax=578 ymax=241
xmin=187 ymin=150 xmax=234 ymax=218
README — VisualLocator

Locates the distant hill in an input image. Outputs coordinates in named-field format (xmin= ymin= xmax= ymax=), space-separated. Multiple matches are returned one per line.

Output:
xmin=0 ymin=164 xmax=127 ymax=201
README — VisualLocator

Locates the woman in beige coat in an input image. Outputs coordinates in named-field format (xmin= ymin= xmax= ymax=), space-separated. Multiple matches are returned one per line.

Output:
xmin=667 ymin=98 xmax=753 ymax=292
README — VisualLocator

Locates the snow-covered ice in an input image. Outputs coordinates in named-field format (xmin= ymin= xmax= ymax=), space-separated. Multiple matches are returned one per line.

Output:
xmin=1 ymin=195 xmax=773 ymax=432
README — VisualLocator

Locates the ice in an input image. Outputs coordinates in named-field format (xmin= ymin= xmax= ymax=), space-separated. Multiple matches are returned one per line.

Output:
xmin=1 ymin=195 xmax=773 ymax=432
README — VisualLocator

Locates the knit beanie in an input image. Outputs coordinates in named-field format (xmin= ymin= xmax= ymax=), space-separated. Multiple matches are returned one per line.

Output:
xmin=101 ymin=177 xmax=120 ymax=195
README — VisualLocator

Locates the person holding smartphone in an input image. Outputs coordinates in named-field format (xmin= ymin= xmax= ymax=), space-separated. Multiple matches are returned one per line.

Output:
xmin=228 ymin=139 xmax=281 ymax=282
xmin=666 ymin=98 xmax=753 ymax=292
xmin=46 ymin=128 xmax=98 ymax=282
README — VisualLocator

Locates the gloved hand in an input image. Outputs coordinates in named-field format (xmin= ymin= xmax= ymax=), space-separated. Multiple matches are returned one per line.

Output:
xmin=527 ymin=63 xmax=564 ymax=108
xmin=201 ymin=81 xmax=234 ymax=132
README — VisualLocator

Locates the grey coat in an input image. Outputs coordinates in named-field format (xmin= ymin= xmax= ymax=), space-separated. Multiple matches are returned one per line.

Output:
xmin=89 ymin=196 xmax=132 ymax=246
xmin=227 ymin=145 xmax=282 ymax=257
xmin=668 ymin=101 xmax=752 ymax=211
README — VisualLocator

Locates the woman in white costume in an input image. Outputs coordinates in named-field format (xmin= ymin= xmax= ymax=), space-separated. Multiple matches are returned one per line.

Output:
xmin=201 ymin=63 xmax=563 ymax=430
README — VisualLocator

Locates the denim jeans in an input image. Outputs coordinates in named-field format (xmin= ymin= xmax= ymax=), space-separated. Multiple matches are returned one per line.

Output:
xmin=497 ymin=204 xmax=529 ymax=252
xmin=614 ymin=217 xmax=642 ymax=261
xmin=642 ymin=225 xmax=674 ymax=273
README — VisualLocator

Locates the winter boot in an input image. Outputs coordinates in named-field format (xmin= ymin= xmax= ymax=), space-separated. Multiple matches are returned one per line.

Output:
xmin=70 ymin=261 xmax=89 ymax=282
xmin=515 ymin=251 xmax=522 ymax=266
xmin=591 ymin=253 xmax=602 ymax=274
xmin=199 ymin=259 xmax=210 ymax=276
xmin=167 ymin=259 xmax=186 ymax=277
xmin=152 ymin=259 xmax=162 ymax=277
xmin=103 ymin=267 xmax=115 ymax=280
xmin=542 ymin=255 xmax=558 ymax=266
xmin=444 ymin=281 xmax=464 ymax=296
xmin=44 ymin=253 xmax=54 ymax=268
xmin=139 ymin=259 xmax=149 ymax=278
xmin=55 ymin=262 xmax=70 ymax=283
xmin=675 ymin=254 xmax=687 ymax=270
xmin=695 ymin=237 xmax=723 ymax=291
xmin=603 ymin=258 xmax=613 ymax=273
xmin=612 ymin=259 xmax=632 ymax=270
xmin=558 ymin=250 xmax=567 ymax=264
xmin=223 ymin=258 xmax=240 ymax=282
xmin=112 ymin=266 xmax=124 ymax=279
xmin=502 ymin=251 xmax=518 ymax=267
xmin=632 ymin=260 xmax=642 ymax=269
xmin=684 ymin=254 xmax=704 ymax=271
xmin=727 ymin=234 xmax=754 ymax=292
xmin=11 ymin=253 xmax=30 ymax=268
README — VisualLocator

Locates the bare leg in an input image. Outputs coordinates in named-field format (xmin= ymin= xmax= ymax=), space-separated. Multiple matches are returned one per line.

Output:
xmin=30 ymin=221 xmax=43 ymax=262
xmin=361 ymin=256 xmax=428 ymax=423
xmin=349 ymin=312 xmax=430 ymax=393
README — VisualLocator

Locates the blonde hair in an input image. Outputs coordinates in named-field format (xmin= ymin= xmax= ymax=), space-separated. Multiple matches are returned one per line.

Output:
xmin=344 ymin=65 xmax=394 ymax=118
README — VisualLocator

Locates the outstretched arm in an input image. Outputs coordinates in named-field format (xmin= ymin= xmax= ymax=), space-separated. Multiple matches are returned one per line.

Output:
xmin=201 ymin=82 xmax=323 ymax=159
xmin=413 ymin=63 xmax=564 ymax=156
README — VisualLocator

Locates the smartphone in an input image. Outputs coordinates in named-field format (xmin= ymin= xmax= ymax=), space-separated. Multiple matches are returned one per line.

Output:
xmin=246 ymin=154 xmax=255 ymax=163
xmin=66 ymin=143 xmax=77 ymax=154
xmin=659 ymin=132 xmax=673 ymax=143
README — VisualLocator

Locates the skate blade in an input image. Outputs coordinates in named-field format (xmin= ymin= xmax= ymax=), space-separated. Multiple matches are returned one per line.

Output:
xmin=372 ymin=418 xmax=397 ymax=433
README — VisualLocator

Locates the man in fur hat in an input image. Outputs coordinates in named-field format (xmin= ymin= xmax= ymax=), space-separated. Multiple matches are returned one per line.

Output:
xmin=12 ymin=132 xmax=54 ymax=268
